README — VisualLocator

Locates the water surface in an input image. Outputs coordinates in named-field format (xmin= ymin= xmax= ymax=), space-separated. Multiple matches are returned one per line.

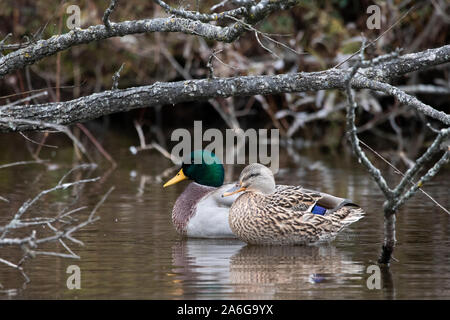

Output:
xmin=0 ymin=132 xmax=449 ymax=299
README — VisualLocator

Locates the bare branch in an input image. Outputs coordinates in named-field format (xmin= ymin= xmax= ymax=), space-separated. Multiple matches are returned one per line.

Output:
xmin=111 ymin=63 xmax=125 ymax=90
xmin=392 ymin=145 xmax=450 ymax=211
xmin=19 ymin=132 xmax=58 ymax=149
xmin=345 ymin=63 xmax=394 ymax=199
xmin=0 ymin=159 xmax=48 ymax=169
xmin=361 ymin=79 xmax=450 ymax=126
xmin=1 ymin=45 xmax=449 ymax=132
xmin=130 ymin=121 xmax=179 ymax=161
xmin=358 ymin=139 xmax=450 ymax=215
xmin=0 ymin=1 xmax=300 ymax=78
xmin=211 ymin=0 xmax=231 ymax=12
xmin=4 ymin=91 xmax=48 ymax=107
xmin=103 ymin=0 xmax=119 ymax=29
xmin=333 ymin=4 xmax=416 ymax=69
xmin=343 ymin=39 xmax=449 ymax=265
xmin=0 ymin=118 xmax=94 ymax=162
xmin=393 ymin=127 xmax=450 ymax=199
xmin=154 ymin=0 xmax=248 ymax=22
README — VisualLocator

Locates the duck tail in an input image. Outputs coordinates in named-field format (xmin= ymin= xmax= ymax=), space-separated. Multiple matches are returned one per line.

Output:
xmin=314 ymin=192 xmax=365 ymax=227
xmin=330 ymin=205 xmax=365 ymax=228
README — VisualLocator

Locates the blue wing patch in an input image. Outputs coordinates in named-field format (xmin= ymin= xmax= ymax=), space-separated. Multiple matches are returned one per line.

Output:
xmin=311 ymin=204 xmax=326 ymax=215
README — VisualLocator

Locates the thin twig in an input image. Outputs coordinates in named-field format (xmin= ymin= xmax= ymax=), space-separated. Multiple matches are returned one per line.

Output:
xmin=359 ymin=139 xmax=450 ymax=215
xmin=111 ymin=63 xmax=125 ymax=90
xmin=0 ymin=118 xmax=94 ymax=162
xmin=334 ymin=5 xmax=416 ymax=69
xmin=103 ymin=0 xmax=119 ymax=29
xmin=0 ymin=159 xmax=49 ymax=169
xmin=345 ymin=60 xmax=394 ymax=198
xmin=154 ymin=0 xmax=248 ymax=22
xmin=20 ymin=132 xmax=58 ymax=149
xmin=76 ymin=123 xmax=117 ymax=166
xmin=4 ymin=91 xmax=48 ymax=107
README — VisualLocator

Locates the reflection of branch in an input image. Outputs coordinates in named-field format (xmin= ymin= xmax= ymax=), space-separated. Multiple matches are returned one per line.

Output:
xmin=0 ymin=165 xmax=112 ymax=291
xmin=0 ymin=257 xmax=30 ymax=287
xmin=0 ymin=177 xmax=100 ymax=236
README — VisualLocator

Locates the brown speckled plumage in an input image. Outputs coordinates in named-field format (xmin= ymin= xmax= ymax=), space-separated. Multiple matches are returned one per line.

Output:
xmin=228 ymin=164 xmax=365 ymax=245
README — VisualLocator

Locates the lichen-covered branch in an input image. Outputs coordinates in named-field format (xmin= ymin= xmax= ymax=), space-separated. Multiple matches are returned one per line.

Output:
xmin=363 ymin=80 xmax=450 ymax=125
xmin=0 ymin=0 xmax=299 ymax=78
xmin=103 ymin=0 xmax=119 ymax=29
xmin=392 ymin=133 xmax=450 ymax=211
xmin=153 ymin=0 xmax=248 ymax=22
xmin=345 ymin=63 xmax=394 ymax=199
xmin=344 ymin=43 xmax=450 ymax=266
xmin=393 ymin=127 xmax=450 ymax=198
xmin=0 ymin=18 xmax=237 ymax=77
xmin=1 ymin=45 xmax=449 ymax=132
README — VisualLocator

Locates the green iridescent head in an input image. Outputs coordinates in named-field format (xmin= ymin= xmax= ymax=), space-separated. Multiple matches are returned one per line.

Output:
xmin=163 ymin=150 xmax=224 ymax=188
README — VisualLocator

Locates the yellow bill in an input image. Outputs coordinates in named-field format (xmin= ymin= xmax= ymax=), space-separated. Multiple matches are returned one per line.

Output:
xmin=163 ymin=169 xmax=188 ymax=187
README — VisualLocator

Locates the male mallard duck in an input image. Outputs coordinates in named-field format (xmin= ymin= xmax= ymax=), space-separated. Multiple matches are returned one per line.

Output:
xmin=163 ymin=150 xmax=239 ymax=238
xmin=223 ymin=163 xmax=365 ymax=245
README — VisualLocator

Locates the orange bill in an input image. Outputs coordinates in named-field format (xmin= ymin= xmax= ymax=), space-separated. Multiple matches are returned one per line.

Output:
xmin=222 ymin=184 xmax=246 ymax=197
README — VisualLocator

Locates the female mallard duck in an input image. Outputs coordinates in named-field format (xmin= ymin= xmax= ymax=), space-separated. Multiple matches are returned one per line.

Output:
xmin=163 ymin=150 xmax=239 ymax=238
xmin=223 ymin=163 xmax=365 ymax=245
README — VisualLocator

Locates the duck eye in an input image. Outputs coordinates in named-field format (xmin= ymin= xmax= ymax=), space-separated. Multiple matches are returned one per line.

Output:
xmin=247 ymin=173 xmax=259 ymax=179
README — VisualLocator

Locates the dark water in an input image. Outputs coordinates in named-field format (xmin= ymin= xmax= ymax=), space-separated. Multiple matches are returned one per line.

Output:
xmin=0 ymin=132 xmax=449 ymax=299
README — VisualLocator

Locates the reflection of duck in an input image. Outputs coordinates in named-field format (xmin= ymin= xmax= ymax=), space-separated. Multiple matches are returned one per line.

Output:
xmin=229 ymin=245 xmax=364 ymax=298
xmin=170 ymin=239 xmax=246 ymax=297
xmin=223 ymin=164 xmax=365 ymax=245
